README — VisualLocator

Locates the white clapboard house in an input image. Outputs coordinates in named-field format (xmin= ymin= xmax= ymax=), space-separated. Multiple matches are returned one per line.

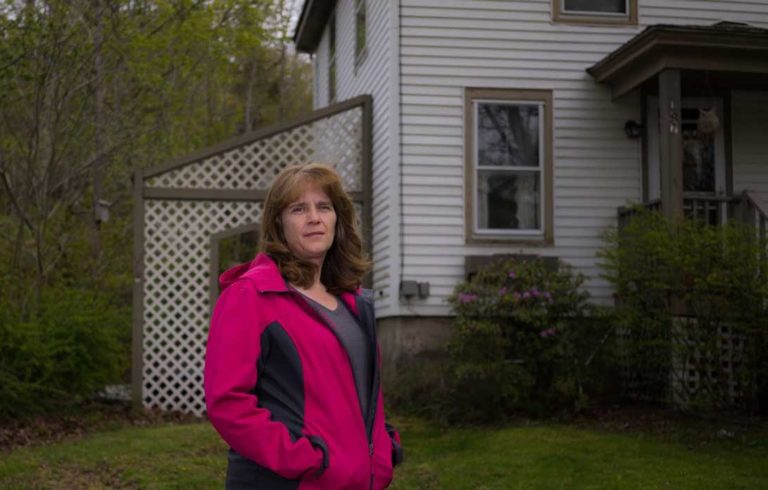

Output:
xmin=291 ymin=0 xmax=768 ymax=369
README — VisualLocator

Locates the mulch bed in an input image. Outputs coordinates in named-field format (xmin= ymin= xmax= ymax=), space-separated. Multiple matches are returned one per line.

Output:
xmin=0 ymin=402 xmax=203 ymax=453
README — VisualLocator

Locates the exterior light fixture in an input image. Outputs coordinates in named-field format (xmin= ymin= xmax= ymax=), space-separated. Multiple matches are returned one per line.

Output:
xmin=624 ymin=120 xmax=643 ymax=139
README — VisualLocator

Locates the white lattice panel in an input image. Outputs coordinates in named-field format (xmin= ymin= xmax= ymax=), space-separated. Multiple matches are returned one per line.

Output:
xmin=145 ymin=108 xmax=363 ymax=193
xmin=670 ymin=322 xmax=747 ymax=407
xmin=142 ymin=200 xmax=262 ymax=415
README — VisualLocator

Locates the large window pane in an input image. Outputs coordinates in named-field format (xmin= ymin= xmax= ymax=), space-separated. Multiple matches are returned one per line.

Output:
xmin=564 ymin=0 xmax=626 ymax=14
xmin=477 ymin=170 xmax=540 ymax=230
xmin=477 ymin=103 xmax=540 ymax=167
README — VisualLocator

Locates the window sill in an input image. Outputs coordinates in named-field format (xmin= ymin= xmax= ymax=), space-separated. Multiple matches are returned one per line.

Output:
xmin=467 ymin=233 xmax=553 ymax=247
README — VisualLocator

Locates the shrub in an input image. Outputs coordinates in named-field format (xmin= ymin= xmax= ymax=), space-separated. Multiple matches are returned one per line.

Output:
xmin=600 ymin=208 xmax=768 ymax=411
xmin=0 ymin=287 xmax=130 ymax=419
xmin=444 ymin=257 xmax=613 ymax=423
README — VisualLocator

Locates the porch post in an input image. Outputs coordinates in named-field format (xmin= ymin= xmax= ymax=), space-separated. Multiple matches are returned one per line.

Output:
xmin=658 ymin=69 xmax=683 ymax=219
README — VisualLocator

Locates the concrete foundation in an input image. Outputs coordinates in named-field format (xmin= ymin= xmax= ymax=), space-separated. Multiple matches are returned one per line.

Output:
xmin=377 ymin=316 xmax=454 ymax=383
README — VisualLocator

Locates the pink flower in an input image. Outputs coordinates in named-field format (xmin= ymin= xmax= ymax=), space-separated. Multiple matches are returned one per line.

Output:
xmin=508 ymin=270 xmax=516 ymax=279
xmin=539 ymin=327 xmax=557 ymax=338
xmin=458 ymin=292 xmax=479 ymax=304
xmin=498 ymin=287 xmax=508 ymax=296
xmin=531 ymin=287 xmax=540 ymax=297
xmin=522 ymin=291 xmax=531 ymax=299
xmin=512 ymin=292 xmax=521 ymax=300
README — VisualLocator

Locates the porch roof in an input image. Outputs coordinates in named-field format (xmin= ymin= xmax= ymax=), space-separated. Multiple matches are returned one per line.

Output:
xmin=293 ymin=0 xmax=336 ymax=54
xmin=587 ymin=22 xmax=768 ymax=100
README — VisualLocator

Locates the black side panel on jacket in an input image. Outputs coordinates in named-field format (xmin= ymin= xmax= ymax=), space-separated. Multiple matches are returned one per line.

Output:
xmin=254 ymin=321 xmax=306 ymax=440
xmin=225 ymin=321 xmax=305 ymax=490
xmin=226 ymin=449 xmax=300 ymax=490
xmin=354 ymin=291 xmax=381 ymax=441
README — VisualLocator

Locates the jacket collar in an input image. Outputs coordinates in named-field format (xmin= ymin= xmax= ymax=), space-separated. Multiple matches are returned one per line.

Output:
xmin=220 ymin=253 xmax=361 ymax=314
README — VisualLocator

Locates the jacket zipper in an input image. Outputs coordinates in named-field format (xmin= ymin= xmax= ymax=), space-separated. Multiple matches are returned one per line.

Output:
xmin=289 ymin=290 xmax=380 ymax=488
xmin=369 ymin=442 xmax=375 ymax=490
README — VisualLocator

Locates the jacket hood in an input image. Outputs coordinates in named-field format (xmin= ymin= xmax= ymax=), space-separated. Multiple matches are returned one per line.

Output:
xmin=219 ymin=261 xmax=254 ymax=290
xmin=218 ymin=253 xmax=289 ymax=293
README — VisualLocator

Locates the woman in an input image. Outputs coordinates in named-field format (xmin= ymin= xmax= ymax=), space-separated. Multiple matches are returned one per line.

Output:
xmin=204 ymin=163 xmax=402 ymax=489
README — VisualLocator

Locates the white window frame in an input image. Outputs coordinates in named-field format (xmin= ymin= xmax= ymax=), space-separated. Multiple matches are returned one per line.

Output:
xmin=472 ymin=99 xmax=546 ymax=238
xmin=553 ymin=0 xmax=637 ymax=25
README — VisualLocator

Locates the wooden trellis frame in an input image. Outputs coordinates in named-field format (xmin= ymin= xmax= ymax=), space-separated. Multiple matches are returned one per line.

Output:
xmin=132 ymin=96 xmax=373 ymax=415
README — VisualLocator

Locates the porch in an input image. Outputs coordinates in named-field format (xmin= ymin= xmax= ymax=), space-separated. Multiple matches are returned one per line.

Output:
xmin=589 ymin=22 xmax=768 ymax=233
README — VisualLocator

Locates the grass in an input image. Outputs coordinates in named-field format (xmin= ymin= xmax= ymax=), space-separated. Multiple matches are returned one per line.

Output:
xmin=1 ymin=415 xmax=767 ymax=489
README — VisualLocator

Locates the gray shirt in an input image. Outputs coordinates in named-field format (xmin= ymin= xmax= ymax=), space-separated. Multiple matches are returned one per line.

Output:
xmin=301 ymin=293 xmax=373 ymax=419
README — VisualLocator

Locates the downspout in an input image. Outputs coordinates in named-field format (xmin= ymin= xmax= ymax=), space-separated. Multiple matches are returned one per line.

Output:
xmin=396 ymin=0 xmax=404 ymax=315
xmin=387 ymin=0 xmax=403 ymax=316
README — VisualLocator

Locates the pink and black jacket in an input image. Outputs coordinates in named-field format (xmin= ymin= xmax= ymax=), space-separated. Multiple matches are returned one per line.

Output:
xmin=204 ymin=253 xmax=402 ymax=489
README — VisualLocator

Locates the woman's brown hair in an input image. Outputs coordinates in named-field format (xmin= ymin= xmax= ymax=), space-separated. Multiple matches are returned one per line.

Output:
xmin=259 ymin=163 xmax=371 ymax=294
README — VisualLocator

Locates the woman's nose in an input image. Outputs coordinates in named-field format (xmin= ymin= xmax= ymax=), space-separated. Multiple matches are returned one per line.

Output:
xmin=307 ymin=206 xmax=320 ymax=222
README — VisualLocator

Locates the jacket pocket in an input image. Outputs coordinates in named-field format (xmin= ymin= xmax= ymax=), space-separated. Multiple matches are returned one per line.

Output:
xmin=385 ymin=422 xmax=404 ymax=467
xmin=226 ymin=449 xmax=300 ymax=490
xmin=305 ymin=434 xmax=330 ymax=479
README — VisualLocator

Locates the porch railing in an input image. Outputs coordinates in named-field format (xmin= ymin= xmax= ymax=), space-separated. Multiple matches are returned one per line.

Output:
xmin=618 ymin=191 xmax=768 ymax=244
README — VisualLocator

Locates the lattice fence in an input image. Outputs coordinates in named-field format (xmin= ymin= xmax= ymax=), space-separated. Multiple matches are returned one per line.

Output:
xmin=135 ymin=97 xmax=370 ymax=415
xmin=619 ymin=318 xmax=751 ymax=408
xmin=670 ymin=321 xmax=749 ymax=408
xmin=145 ymin=108 xmax=363 ymax=192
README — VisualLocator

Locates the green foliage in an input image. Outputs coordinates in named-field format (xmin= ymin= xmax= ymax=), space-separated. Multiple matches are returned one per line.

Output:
xmin=0 ymin=287 xmax=129 ymax=419
xmin=444 ymin=258 xmax=612 ymax=422
xmin=600 ymin=209 xmax=768 ymax=410
xmin=0 ymin=0 xmax=312 ymax=317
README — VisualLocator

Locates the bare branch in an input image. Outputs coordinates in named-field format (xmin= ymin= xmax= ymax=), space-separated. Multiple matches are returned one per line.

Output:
xmin=0 ymin=168 xmax=35 ymax=233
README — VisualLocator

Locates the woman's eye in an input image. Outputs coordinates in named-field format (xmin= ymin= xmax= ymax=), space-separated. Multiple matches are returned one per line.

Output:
xmin=290 ymin=206 xmax=304 ymax=214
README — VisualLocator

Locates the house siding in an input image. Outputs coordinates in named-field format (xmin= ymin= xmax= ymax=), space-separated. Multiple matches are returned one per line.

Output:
xmin=398 ymin=0 xmax=768 ymax=311
xmin=732 ymin=91 xmax=768 ymax=210
xmin=313 ymin=0 xmax=399 ymax=316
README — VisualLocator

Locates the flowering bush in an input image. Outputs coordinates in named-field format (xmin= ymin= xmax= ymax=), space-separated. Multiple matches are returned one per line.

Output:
xmin=445 ymin=257 xmax=611 ymax=422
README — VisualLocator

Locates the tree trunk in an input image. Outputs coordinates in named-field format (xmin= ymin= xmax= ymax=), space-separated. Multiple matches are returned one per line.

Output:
xmin=244 ymin=56 xmax=258 ymax=132
xmin=91 ymin=0 xmax=106 ymax=282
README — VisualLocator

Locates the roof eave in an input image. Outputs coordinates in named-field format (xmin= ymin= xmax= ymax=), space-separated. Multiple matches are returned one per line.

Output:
xmin=587 ymin=25 xmax=768 ymax=100
xmin=293 ymin=0 xmax=337 ymax=54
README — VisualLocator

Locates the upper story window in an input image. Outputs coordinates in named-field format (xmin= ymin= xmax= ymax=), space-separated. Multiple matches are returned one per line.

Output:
xmin=553 ymin=0 xmax=637 ymax=25
xmin=354 ymin=0 xmax=367 ymax=68
xmin=465 ymin=88 xmax=554 ymax=245
xmin=328 ymin=10 xmax=337 ymax=103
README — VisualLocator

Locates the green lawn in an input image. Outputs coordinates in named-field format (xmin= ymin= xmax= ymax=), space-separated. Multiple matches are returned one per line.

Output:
xmin=1 ymin=416 xmax=767 ymax=489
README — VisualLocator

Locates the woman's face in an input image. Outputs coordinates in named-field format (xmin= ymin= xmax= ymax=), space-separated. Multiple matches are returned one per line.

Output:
xmin=280 ymin=185 xmax=337 ymax=267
